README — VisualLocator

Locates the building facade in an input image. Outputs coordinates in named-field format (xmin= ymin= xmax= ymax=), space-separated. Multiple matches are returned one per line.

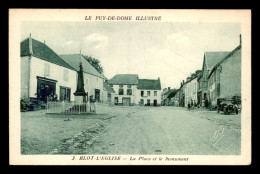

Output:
xmin=199 ymin=51 xmax=229 ymax=107
xmin=60 ymin=54 xmax=105 ymax=103
xmin=208 ymin=44 xmax=241 ymax=107
xmin=20 ymin=36 xmax=77 ymax=102
xmin=102 ymin=82 xmax=115 ymax=105
xmin=161 ymin=87 xmax=171 ymax=106
xmin=108 ymin=74 xmax=139 ymax=106
xmin=137 ymin=79 xmax=161 ymax=106
xmin=108 ymin=74 xmax=161 ymax=106
xmin=184 ymin=76 xmax=198 ymax=107
xmin=178 ymin=81 xmax=186 ymax=107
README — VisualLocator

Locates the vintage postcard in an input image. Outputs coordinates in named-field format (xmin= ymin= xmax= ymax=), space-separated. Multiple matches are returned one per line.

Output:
xmin=9 ymin=9 xmax=251 ymax=165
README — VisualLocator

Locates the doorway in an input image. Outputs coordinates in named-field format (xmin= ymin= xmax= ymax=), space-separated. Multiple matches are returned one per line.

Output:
xmin=153 ymin=99 xmax=157 ymax=106
xmin=95 ymin=89 xmax=100 ymax=102
xmin=147 ymin=99 xmax=150 ymax=106
xmin=140 ymin=99 xmax=144 ymax=105
xmin=114 ymin=97 xmax=118 ymax=105
xmin=37 ymin=77 xmax=57 ymax=102
xmin=123 ymin=97 xmax=130 ymax=106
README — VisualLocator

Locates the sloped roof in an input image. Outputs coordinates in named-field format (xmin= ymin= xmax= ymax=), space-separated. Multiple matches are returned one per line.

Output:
xmin=161 ymin=89 xmax=169 ymax=96
xmin=137 ymin=79 xmax=161 ymax=90
xmin=108 ymin=74 xmax=139 ymax=85
xmin=167 ymin=89 xmax=178 ymax=98
xmin=208 ymin=45 xmax=241 ymax=79
xmin=103 ymin=82 xmax=115 ymax=93
xmin=60 ymin=54 xmax=105 ymax=79
xmin=204 ymin=52 xmax=230 ymax=70
xmin=20 ymin=38 xmax=75 ymax=71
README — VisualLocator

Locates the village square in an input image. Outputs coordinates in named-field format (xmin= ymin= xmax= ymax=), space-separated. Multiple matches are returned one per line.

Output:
xmin=19 ymin=22 xmax=242 ymax=155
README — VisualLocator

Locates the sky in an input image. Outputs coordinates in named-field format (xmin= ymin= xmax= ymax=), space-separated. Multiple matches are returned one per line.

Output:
xmin=21 ymin=21 xmax=240 ymax=90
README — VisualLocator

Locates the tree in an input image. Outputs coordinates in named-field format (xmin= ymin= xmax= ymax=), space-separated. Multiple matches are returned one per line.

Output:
xmin=82 ymin=55 xmax=104 ymax=74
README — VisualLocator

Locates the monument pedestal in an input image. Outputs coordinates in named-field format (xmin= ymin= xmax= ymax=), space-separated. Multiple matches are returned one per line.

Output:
xmin=74 ymin=96 xmax=85 ymax=104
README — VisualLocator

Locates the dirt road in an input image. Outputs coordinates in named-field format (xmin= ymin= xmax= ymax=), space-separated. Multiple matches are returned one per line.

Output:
xmin=84 ymin=106 xmax=241 ymax=155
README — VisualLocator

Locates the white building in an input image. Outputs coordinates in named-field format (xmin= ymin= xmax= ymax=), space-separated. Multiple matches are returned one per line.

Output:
xmin=107 ymin=74 xmax=161 ymax=106
xmin=184 ymin=75 xmax=198 ymax=107
xmin=137 ymin=79 xmax=161 ymax=106
xmin=102 ymin=82 xmax=115 ymax=105
xmin=20 ymin=36 xmax=77 ymax=102
xmin=107 ymin=74 xmax=139 ymax=106
xmin=60 ymin=54 xmax=105 ymax=102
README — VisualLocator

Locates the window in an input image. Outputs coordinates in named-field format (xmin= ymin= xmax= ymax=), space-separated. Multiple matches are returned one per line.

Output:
xmin=86 ymin=78 xmax=89 ymax=85
xmin=60 ymin=86 xmax=71 ymax=101
xmin=154 ymin=91 xmax=157 ymax=96
xmin=127 ymin=89 xmax=132 ymax=95
xmin=147 ymin=91 xmax=150 ymax=96
xmin=127 ymin=85 xmax=131 ymax=88
xmin=119 ymin=88 xmax=124 ymax=95
xmin=141 ymin=91 xmax=144 ymax=97
xmin=119 ymin=85 xmax=124 ymax=95
xmin=44 ymin=63 xmax=50 ymax=76
xmin=63 ymin=69 xmax=69 ymax=81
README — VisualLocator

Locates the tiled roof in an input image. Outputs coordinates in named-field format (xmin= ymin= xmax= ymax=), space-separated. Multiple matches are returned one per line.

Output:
xmin=60 ymin=54 xmax=105 ymax=79
xmin=137 ymin=79 xmax=161 ymax=90
xmin=20 ymin=38 xmax=75 ymax=71
xmin=108 ymin=74 xmax=139 ymax=85
xmin=204 ymin=52 xmax=230 ymax=70
xmin=103 ymin=82 xmax=115 ymax=93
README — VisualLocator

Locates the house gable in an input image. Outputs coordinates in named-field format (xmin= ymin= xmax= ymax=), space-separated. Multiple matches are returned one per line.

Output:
xmin=60 ymin=54 xmax=105 ymax=79
xmin=20 ymin=37 xmax=75 ymax=71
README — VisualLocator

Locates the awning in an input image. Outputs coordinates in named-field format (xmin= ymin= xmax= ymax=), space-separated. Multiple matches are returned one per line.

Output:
xmin=37 ymin=76 xmax=57 ymax=83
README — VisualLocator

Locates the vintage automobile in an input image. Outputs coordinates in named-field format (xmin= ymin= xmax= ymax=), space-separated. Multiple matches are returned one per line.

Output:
xmin=217 ymin=98 xmax=239 ymax=114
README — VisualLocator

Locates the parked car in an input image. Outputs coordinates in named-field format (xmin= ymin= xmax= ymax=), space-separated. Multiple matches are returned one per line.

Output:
xmin=217 ymin=98 xmax=239 ymax=114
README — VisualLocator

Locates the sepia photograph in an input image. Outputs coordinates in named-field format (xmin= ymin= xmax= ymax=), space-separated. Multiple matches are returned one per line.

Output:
xmin=9 ymin=9 xmax=251 ymax=165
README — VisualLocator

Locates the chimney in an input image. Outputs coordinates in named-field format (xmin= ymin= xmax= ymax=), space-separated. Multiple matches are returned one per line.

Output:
xmin=29 ymin=33 xmax=33 ymax=56
xmin=168 ymin=87 xmax=171 ymax=91
xmin=240 ymin=34 xmax=242 ymax=46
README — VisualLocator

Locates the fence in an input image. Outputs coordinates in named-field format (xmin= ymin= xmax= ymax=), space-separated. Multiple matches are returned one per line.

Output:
xmin=46 ymin=101 xmax=113 ymax=114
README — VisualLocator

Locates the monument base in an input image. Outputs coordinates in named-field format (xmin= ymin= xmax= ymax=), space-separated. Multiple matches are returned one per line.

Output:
xmin=74 ymin=95 xmax=86 ymax=104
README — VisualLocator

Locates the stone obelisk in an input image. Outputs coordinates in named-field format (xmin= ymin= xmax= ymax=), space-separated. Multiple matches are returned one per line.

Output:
xmin=74 ymin=63 xmax=87 ymax=103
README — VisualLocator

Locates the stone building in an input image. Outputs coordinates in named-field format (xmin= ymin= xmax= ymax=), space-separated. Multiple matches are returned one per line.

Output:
xmin=207 ymin=39 xmax=241 ymax=107
xmin=199 ymin=51 xmax=230 ymax=107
